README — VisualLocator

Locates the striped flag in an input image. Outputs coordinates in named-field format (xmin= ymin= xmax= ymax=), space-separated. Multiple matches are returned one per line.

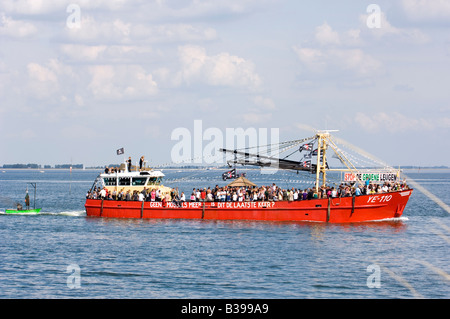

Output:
xmin=299 ymin=143 xmax=313 ymax=152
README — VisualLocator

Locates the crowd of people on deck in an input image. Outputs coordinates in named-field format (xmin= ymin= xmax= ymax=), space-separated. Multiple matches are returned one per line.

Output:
xmin=86 ymin=179 xmax=410 ymax=203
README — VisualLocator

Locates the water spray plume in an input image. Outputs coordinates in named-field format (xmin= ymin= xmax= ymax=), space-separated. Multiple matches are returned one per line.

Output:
xmin=403 ymin=176 xmax=450 ymax=215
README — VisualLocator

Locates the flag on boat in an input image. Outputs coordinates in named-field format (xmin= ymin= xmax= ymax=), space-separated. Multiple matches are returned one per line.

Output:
xmin=299 ymin=143 xmax=313 ymax=152
xmin=222 ymin=168 xmax=237 ymax=181
xmin=117 ymin=148 xmax=124 ymax=155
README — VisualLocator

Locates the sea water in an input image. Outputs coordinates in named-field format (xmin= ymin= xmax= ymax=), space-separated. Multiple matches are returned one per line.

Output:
xmin=0 ymin=169 xmax=448 ymax=299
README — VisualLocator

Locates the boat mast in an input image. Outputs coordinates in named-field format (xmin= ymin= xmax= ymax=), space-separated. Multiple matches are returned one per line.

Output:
xmin=28 ymin=182 xmax=37 ymax=210
xmin=314 ymin=132 xmax=329 ymax=194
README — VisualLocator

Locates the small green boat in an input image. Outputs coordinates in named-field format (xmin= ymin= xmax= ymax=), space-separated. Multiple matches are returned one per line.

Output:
xmin=4 ymin=183 xmax=42 ymax=214
xmin=5 ymin=208 xmax=42 ymax=214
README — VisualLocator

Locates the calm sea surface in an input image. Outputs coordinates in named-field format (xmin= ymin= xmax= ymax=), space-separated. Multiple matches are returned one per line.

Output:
xmin=0 ymin=169 xmax=449 ymax=299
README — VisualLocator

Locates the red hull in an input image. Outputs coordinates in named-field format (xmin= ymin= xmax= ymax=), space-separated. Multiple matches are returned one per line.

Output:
xmin=85 ymin=190 xmax=412 ymax=223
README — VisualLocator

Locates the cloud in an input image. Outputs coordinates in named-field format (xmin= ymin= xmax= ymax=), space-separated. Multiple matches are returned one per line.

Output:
xmin=61 ymin=124 xmax=97 ymax=139
xmin=293 ymin=11 xmax=430 ymax=86
xmin=399 ymin=0 xmax=450 ymax=24
xmin=59 ymin=44 xmax=155 ymax=64
xmin=236 ymin=96 xmax=276 ymax=124
xmin=359 ymin=11 xmax=430 ymax=44
xmin=315 ymin=22 xmax=340 ymax=46
xmin=88 ymin=64 xmax=158 ymax=100
xmin=0 ymin=0 xmax=276 ymax=19
xmin=25 ymin=59 xmax=158 ymax=105
xmin=240 ymin=113 xmax=272 ymax=125
xmin=1 ymin=59 xmax=79 ymax=122
xmin=174 ymin=45 xmax=262 ymax=89
xmin=252 ymin=96 xmax=276 ymax=110
xmin=60 ymin=44 xmax=108 ymax=61
xmin=64 ymin=16 xmax=132 ymax=44
xmin=132 ymin=23 xmax=217 ymax=43
xmin=354 ymin=112 xmax=450 ymax=133
xmin=0 ymin=14 xmax=37 ymax=38
xmin=143 ymin=0 xmax=279 ymax=20
xmin=0 ymin=0 xmax=65 ymax=15
xmin=0 ymin=0 xmax=133 ymax=15
xmin=293 ymin=22 xmax=384 ymax=83
xmin=293 ymin=46 xmax=383 ymax=79
xmin=292 ymin=47 xmax=325 ymax=72
xmin=27 ymin=63 xmax=58 ymax=83
xmin=26 ymin=60 xmax=72 ymax=99
xmin=63 ymin=14 xmax=217 ymax=45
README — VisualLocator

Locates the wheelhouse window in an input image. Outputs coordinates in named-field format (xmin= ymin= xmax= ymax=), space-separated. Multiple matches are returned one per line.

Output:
xmin=132 ymin=177 xmax=148 ymax=186
xmin=119 ymin=177 xmax=131 ymax=186
xmin=103 ymin=177 xmax=116 ymax=186
xmin=148 ymin=177 xmax=162 ymax=185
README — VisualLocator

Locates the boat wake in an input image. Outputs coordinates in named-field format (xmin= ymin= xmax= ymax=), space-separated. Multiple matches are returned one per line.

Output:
xmin=375 ymin=216 xmax=409 ymax=222
xmin=42 ymin=211 xmax=87 ymax=217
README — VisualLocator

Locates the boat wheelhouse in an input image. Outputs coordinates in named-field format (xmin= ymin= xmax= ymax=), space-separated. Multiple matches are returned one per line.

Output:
xmin=91 ymin=166 xmax=172 ymax=197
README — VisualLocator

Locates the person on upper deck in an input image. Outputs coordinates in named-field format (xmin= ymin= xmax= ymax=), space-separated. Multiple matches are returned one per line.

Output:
xmin=139 ymin=156 xmax=145 ymax=171
xmin=127 ymin=157 xmax=132 ymax=172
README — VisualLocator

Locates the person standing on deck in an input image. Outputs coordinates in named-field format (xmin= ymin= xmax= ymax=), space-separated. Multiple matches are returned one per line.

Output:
xmin=355 ymin=185 xmax=361 ymax=196
xmin=139 ymin=156 xmax=145 ymax=171
xmin=201 ymin=188 xmax=206 ymax=202
xmin=25 ymin=191 xmax=30 ymax=210
xmin=127 ymin=157 xmax=132 ymax=172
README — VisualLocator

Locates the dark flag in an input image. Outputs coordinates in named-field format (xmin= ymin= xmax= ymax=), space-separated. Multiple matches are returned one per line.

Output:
xmin=299 ymin=143 xmax=313 ymax=152
xmin=222 ymin=168 xmax=237 ymax=181
xmin=117 ymin=148 xmax=124 ymax=155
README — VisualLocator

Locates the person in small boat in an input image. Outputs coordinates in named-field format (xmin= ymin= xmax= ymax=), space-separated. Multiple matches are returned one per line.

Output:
xmin=25 ymin=191 xmax=30 ymax=210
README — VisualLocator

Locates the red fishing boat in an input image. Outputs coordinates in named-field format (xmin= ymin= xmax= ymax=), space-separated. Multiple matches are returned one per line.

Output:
xmin=85 ymin=132 xmax=413 ymax=223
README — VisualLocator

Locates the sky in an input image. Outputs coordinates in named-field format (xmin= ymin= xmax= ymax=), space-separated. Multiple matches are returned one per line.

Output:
xmin=0 ymin=0 xmax=449 ymax=168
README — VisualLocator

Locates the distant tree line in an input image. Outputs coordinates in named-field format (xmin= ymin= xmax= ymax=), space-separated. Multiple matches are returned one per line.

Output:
xmin=2 ymin=164 xmax=41 ymax=169
xmin=2 ymin=164 xmax=84 ymax=169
